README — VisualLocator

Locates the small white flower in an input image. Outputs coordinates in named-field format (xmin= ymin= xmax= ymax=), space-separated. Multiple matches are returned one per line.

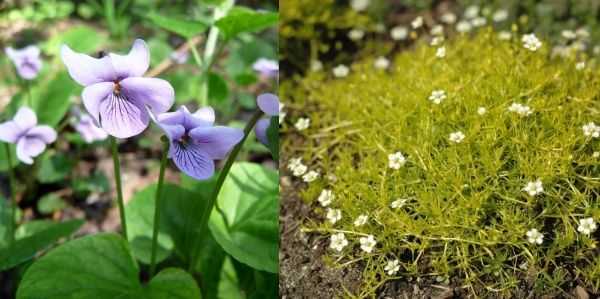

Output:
xmin=359 ymin=235 xmax=377 ymax=253
xmin=430 ymin=25 xmax=444 ymax=36
xmin=464 ymin=5 xmax=480 ymax=19
xmin=329 ymin=233 xmax=348 ymax=252
xmin=428 ymin=90 xmax=446 ymax=104
xmin=326 ymin=208 xmax=342 ymax=224
xmin=456 ymin=20 xmax=472 ymax=33
xmin=279 ymin=103 xmax=286 ymax=124
xmin=526 ymin=228 xmax=543 ymax=244
xmin=310 ymin=60 xmax=323 ymax=72
xmin=508 ymin=103 xmax=533 ymax=117
xmin=522 ymin=34 xmax=542 ymax=51
xmin=477 ymin=107 xmax=487 ymax=115
xmin=492 ymin=9 xmax=509 ymax=22
xmin=348 ymin=29 xmax=365 ymax=41
xmin=388 ymin=151 xmax=406 ymax=169
xmin=441 ymin=12 xmax=457 ymax=24
xmin=384 ymin=259 xmax=400 ymax=275
xmin=390 ymin=26 xmax=408 ymax=41
xmin=449 ymin=131 xmax=465 ymax=143
xmin=374 ymin=56 xmax=390 ymax=70
xmin=436 ymin=47 xmax=446 ymax=58
xmin=350 ymin=0 xmax=369 ymax=11
xmin=354 ymin=214 xmax=368 ymax=227
xmin=288 ymin=157 xmax=302 ymax=169
xmin=522 ymin=179 xmax=543 ymax=196
xmin=577 ymin=217 xmax=597 ymax=235
xmin=390 ymin=198 xmax=408 ymax=209
xmin=303 ymin=170 xmax=320 ymax=183
xmin=318 ymin=189 xmax=335 ymax=207
xmin=471 ymin=17 xmax=486 ymax=27
xmin=593 ymin=151 xmax=600 ymax=158
xmin=411 ymin=16 xmax=424 ymax=29
xmin=430 ymin=36 xmax=444 ymax=46
xmin=333 ymin=64 xmax=349 ymax=77
xmin=576 ymin=61 xmax=586 ymax=71
xmin=561 ymin=30 xmax=576 ymax=40
xmin=583 ymin=122 xmax=600 ymax=138
xmin=292 ymin=164 xmax=307 ymax=177
xmin=295 ymin=117 xmax=310 ymax=131
xmin=576 ymin=28 xmax=590 ymax=39
xmin=498 ymin=31 xmax=512 ymax=40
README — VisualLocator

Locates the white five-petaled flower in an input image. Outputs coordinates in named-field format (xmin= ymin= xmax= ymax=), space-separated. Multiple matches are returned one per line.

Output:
xmin=464 ymin=5 xmax=479 ymax=19
xmin=288 ymin=158 xmax=308 ymax=177
xmin=318 ymin=189 xmax=335 ymax=207
xmin=333 ymin=64 xmax=349 ymax=77
xmin=522 ymin=34 xmax=542 ymax=51
xmin=498 ymin=31 xmax=512 ymax=40
xmin=576 ymin=61 xmax=586 ymax=70
xmin=428 ymin=90 xmax=446 ymax=104
xmin=390 ymin=26 xmax=408 ymax=41
xmin=477 ymin=107 xmax=487 ymax=115
xmin=523 ymin=179 xmax=543 ymax=196
xmin=294 ymin=117 xmax=310 ymax=131
xmin=441 ymin=12 xmax=457 ymax=24
xmin=350 ymin=0 xmax=369 ymax=11
xmin=492 ymin=9 xmax=509 ymax=22
xmin=526 ymin=228 xmax=543 ymax=244
xmin=411 ymin=16 xmax=423 ymax=29
xmin=562 ymin=30 xmax=577 ymax=40
xmin=374 ymin=57 xmax=390 ymax=70
xmin=430 ymin=36 xmax=444 ymax=46
xmin=326 ymin=208 xmax=342 ymax=224
xmin=384 ymin=259 xmax=400 ymax=275
xmin=449 ymin=131 xmax=465 ymax=143
xmin=354 ymin=214 xmax=368 ymax=227
xmin=359 ymin=235 xmax=377 ymax=253
xmin=390 ymin=198 xmax=408 ymax=209
xmin=456 ymin=21 xmax=472 ymax=33
xmin=471 ymin=17 xmax=486 ymax=27
xmin=310 ymin=60 xmax=323 ymax=72
xmin=582 ymin=122 xmax=600 ymax=138
xmin=593 ymin=151 xmax=600 ymax=158
xmin=436 ymin=47 xmax=446 ymax=58
xmin=508 ymin=103 xmax=533 ymax=117
xmin=388 ymin=151 xmax=406 ymax=169
xmin=329 ymin=233 xmax=349 ymax=252
xmin=303 ymin=170 xmax=320 ymax=183
xmin=577 ymin=217 xmax=597 ymax=235
xmin=348 ymin=29 xmax=365 ymax=41
xmin=430 ymin=25 xmax=444 ymax=36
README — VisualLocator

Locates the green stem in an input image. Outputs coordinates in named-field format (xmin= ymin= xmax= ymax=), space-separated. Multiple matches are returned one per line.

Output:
xmin=149 ymin=137 xmax=169 ymax=277
xmin=188 ymin=110 xmax=264 ymax=272
xmin=110 ymin=137 xmax=128 ymax=240
xmin=4 ymin=143 xmax=16 ymax=244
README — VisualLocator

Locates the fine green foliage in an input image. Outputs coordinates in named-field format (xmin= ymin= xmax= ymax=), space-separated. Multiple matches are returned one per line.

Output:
xmin=209 ymin=162 xmax=279 ymax=273
xmin=17 ymin=233 xmax=201 ymax=299
xmin=283 ymin=30 xmax=600 ymax=297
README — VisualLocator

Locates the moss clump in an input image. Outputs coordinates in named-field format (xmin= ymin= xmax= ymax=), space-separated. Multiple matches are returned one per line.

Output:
xmin=282 ymin=29 xmax=600 ymax=297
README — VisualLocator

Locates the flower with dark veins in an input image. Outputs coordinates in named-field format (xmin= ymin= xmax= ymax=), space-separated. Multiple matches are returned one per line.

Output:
xmin=0 ymin=107 xmax=56 ymax=164
xmin=61 ymin=39 xmax=174 ymax=138
xmin=5 ymin=45 xmax=43 ymax=80
xmin=157 ymin=106 xmax=244 ymax=180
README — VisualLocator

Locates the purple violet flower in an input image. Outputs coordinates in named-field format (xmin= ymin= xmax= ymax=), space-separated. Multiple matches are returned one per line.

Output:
xmin=75 ymin=114 xmax=108 ymax=143
xmin=157 ymin=106 xmax=244 ymax=180
xmin=5 ymin=45 xmax=43 ymax=80
xmin=252 ymin=58 xmax=279 ymax=79
xmin=170 ymin=50 xmax=189 ymax=64
xmin=255 ymin=93 xmax=279 ymax=146
xmin=0 ymin=107 xmax=57 ymax=164
xmin=60 ymin=39 xmax=174 ymax=139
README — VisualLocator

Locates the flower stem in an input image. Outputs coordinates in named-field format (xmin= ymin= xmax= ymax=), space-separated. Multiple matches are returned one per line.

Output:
xmin=188 ymin=109 xmax=264 ymax=272
xmin=149 ymin=137 xmax=169 ymax=277
xmin=110 ymin=137 xmax=128 ymax=240
xmin=4 ymin=143 xmax=16 ymax=244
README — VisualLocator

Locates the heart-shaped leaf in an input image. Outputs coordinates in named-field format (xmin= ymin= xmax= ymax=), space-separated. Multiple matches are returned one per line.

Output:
xmin=215 ymin=7 xmax=278 ymax=39
xmin=208 ymin=162 xmax=279 ymax=273
xmin=17 ymin=233 xmax=201 ymax=299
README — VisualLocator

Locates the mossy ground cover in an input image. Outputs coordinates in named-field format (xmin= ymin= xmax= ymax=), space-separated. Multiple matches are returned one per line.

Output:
xmin=282 ymin=29 xmax=600 ymax=297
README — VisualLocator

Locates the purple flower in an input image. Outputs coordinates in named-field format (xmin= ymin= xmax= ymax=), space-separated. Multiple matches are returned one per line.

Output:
xmin=170 ymin=50 xmax=189 ymax=64
xmin=75 ymin=114 xmax=108 ymax=143
xmin=157 ymin=106 xmax=244 ymax=180
xmin=252 ymin=58 xmax=278 ymax=79
xmin=5 ymin=45 xmax=43 ymax=80
xmin=255 ymin=93 xmax=279 ymax=146
xmin=60 ymin=39 xmax=174 ymax=139
xmin=0 ymin=107 xmax=56 ymax=164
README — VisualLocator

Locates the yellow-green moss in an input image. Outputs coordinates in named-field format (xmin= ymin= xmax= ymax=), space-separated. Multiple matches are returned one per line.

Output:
xmin=282 ymin=29 xmax=600 ymax=297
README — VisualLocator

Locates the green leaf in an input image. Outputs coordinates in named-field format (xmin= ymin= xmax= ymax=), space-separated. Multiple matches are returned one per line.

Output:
xmin=208 ymin=162 xmax=279 ymax=273
xmin=15 ymin=220 xmax=54 ymax=239
xmin=0 ymin=219 xmax=83 ymax=271
xmin=0 ymin=144 xmax=18 ymax=171
xmin=72 ymin=171 xmax=110 ymax=195
xmin=43 ymin=25 xmax=107 ymax=55
xmin=17 ymin=233 xmax=201 ymax=299
xmin=34 ymin=71 xmax=78 ymax=127
xmin=208 ymin=72 xmax=229 ymax=104
xmin=146 ymin=11 xmax=209 ymax=39
xmin=126 ymin=183 xmax=210 ymax=264
xmin=266 ymin=117 xmax=279 ymax=160
xmin=37 ymin=152 xmax=75 ymax=183
xmin=215 ymin=7 xmax=278 ymax=39
xmin=37 ymin=194 xmax=68 ymax=215
xmin=0 ymin=198 xmax=12 ymax=248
